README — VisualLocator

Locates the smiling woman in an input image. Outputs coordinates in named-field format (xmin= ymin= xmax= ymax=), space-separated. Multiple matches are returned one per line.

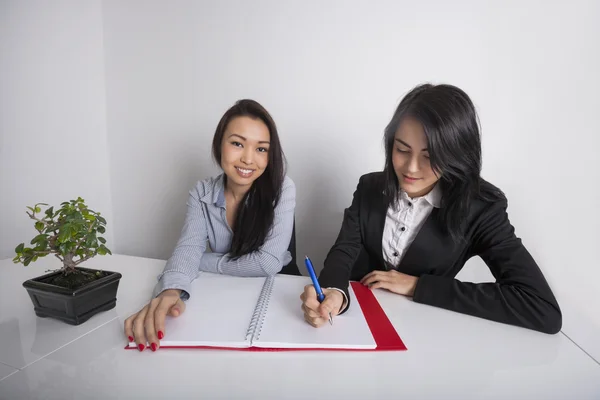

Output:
xmin=124 ymin=99 xmax=297 ymax=352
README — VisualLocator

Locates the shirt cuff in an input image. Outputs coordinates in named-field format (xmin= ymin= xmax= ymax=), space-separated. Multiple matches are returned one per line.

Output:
xmin=154 ymin=271 xmax=192 ymax=301
xmin=200 ymin=252 xmax=221 ymax=274
xmin=327 ymin=287 xmax=348 ymax=314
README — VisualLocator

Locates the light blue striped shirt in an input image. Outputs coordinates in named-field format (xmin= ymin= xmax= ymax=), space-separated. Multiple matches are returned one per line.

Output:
xmin=154 ymin=173 xmax=296 ymax=300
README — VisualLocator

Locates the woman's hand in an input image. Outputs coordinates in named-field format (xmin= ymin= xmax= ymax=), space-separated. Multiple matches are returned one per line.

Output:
xmin=124 ymin=289 xmax=186 ymax=352
xmin=360 ymin=270 xmax=419 ymax=296
xmin=300 ymin=285 xmax=344 ymax=328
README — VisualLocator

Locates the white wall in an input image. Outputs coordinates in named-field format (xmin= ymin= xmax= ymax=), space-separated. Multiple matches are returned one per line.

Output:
xmin=2 ymin=0 xmax=599 ymax=360
xmin=101 ymin=0 xmax=495 ymax=259
xmin=0 ymin=1 xmax=114 ymax=258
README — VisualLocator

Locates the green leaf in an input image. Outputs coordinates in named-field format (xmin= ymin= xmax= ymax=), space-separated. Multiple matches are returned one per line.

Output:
xmin=59 ymin=243 xmax=69 ymax=255
xmin=23 ymin=254 xmax=35 ymax=266
xmin=35 ymin=222 xmax=45 ymax=232
xmin=34 ymin=206 xmax=41 ymax=213
xmin=30 ymin=234 xmax=47 ymax=245
xmin=97 ymin=244 xmax=112 ymax=256
xmin=86 ymin=233 xmax=97 ymax=247
xmin=15 ymin=243 xmax=24 ymax=253
xmin=58 ymin=229 xmax=71 ymax=243
xmin=98 ymin=237 xmax=106 ymax=244
xmin=45 ymin=207 xmax=54 ymax=218
xmin=97 ymin=226 xmax=106 ymax=234
xmin=97 ymin=216 xmax=107 ymax=225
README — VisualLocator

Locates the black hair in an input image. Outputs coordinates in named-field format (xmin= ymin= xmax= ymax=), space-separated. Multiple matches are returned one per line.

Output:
xmin=383 ymin=83 xmax=503 ymax=241
xmin=211 ymin=99 xmax=286 ymax=257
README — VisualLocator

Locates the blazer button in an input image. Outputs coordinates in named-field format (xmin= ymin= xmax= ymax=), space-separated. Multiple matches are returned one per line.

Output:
xmin=393 ymin=252 xmax=399 ymax=257
xmin=401 ymin=227 xmax=406 ymax=231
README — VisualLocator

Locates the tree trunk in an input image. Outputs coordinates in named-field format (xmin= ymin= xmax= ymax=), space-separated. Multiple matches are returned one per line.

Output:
xmin=62 ymin=254 xmax=77 ymax=275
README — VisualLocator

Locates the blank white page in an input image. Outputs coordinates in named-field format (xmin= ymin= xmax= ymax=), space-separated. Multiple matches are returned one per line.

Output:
xmin=254 ymin=275 xmax=376 ymax=349
xmin=152 ymin=273 xmax=267 ymax=348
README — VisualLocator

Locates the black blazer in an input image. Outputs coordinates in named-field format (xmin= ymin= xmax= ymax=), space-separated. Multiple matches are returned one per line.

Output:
xmin=318 ymin=172 xmax=562 ymax=334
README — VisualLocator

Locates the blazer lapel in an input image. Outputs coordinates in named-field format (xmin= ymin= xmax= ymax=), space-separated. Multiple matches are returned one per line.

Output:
xmin=368 ymin=190 xmax=388 ymax=270
xmin=398 ymin=208 xmax=444 ymax=275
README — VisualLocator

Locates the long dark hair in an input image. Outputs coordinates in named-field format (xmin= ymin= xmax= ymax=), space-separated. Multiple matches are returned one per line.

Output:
xmin=383 ymin=83 xmax=503 ymax=241
xmin=211 ymin=99 xmax=286 ymax=257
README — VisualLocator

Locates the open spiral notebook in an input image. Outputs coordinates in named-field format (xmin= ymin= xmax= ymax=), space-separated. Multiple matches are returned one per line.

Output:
xmin=126 ymin=272 xmax=406 ymax=351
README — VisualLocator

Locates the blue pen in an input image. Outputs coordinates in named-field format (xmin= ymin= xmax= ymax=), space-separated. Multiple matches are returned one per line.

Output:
xmin=304 ymin=256 xmax=333 ymax=325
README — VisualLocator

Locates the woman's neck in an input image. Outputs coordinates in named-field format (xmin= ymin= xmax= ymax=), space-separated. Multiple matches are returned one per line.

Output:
xmin=404 ymin=183 xmax=436 ymax=199
xmin=225 ymin=180 xmax=250 ymax=203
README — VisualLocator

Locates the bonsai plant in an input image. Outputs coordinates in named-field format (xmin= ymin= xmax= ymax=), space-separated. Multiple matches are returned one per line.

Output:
xmin=14 ymin=197 xmax=122 ymax=325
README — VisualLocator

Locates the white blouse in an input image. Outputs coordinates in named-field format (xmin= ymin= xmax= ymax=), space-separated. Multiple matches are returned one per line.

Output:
xmin=382 ymin=184 xmax=442 ymax=268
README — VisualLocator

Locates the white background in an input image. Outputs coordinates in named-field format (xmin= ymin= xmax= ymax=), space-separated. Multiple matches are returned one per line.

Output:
xmin=1 ymin=0 xmax=598 ymax=359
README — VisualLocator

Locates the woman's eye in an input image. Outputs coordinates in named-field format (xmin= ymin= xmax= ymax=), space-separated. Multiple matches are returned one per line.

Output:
xmin=257 ymin=147 xmax=269 ymax=153
xmin=231 ymin=141 xmax=242 ymax=147
xmin=396 ymin=148 xmax=409 ymax=153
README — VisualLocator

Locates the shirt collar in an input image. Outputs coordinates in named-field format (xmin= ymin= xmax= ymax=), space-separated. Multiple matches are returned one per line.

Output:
xmin=400 ymin=183 xmax=442 ymax=208
xmin=199 ymin=174 xmax=226 ymax=208
xmin=426 ymin=183 xmax=442 ymax=208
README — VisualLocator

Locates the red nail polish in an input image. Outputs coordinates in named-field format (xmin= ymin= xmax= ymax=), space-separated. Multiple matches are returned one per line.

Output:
xmin=158 ymin=331 xmax=164 ymax=340
xmin=151 ymin=343 xmax=157 ymax=351
xmin=128 ymin=336 xmax=134 ymax=342
xmin=138 ymin=344 xmax=145 ymax=352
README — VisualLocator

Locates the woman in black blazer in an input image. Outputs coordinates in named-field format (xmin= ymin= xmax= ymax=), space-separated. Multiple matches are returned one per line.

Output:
xmin=300 ymin=83 xmax=562 ymax=334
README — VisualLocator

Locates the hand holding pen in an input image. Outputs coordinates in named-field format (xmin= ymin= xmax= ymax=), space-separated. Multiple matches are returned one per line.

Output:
xmin=301 ymin=256 xmax=344 ymax=328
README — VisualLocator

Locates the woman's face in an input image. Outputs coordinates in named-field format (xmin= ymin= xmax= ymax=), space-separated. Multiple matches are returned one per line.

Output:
xmin=220 ymin=116 xmax=270 ymax=191
xmin=392 ymin=117 xmax=440 ymax=198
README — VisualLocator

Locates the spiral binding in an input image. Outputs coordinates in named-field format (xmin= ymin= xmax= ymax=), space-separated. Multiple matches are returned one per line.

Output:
xmin=245 ymin=276 xmax=274 ymax=343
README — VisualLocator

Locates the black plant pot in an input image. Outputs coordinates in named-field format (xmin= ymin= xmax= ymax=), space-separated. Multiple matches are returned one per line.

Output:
xmin=22 ymin=267 xmax=122 ymax=325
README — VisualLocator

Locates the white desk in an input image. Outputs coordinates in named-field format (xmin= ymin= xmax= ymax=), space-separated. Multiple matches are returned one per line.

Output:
xmin=1 ymin=255 xmax=599 ymax=399
xmin=0 ymin=255 xmax=164 ymax=369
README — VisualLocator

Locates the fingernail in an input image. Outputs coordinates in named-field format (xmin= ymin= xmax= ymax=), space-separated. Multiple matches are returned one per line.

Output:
xmin=158 ymin=331 xmax=164 ymax=340
xmin=128 ymin=336 xmax=134 ymax=342
xmin=151 ymin=343 xmax=157 ymax=352
xmin=138 ymin=344 xmax=145 ymax=352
